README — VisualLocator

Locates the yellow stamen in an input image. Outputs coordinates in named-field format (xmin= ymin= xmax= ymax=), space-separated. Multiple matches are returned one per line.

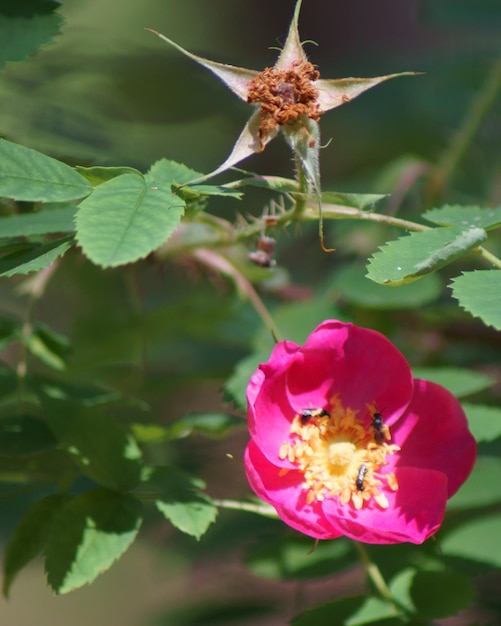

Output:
xmin=279 ymin=395 xmax=400 ymax=510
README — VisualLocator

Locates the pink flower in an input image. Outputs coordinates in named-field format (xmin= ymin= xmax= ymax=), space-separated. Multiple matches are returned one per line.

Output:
xmin=244 ymin=320 xmax=476 ymax=544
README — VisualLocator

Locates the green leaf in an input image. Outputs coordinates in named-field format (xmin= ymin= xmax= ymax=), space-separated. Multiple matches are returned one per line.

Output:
xmin=462 ymin=403 xmax=501 ymax=443
xmin=424 ymin=204 xmax=501 ymax=231
xmin=441 ymin=513 xmax=501 ymax=567
xmin=42 ymin=399 xmax=143 ymax=491
xmin=0 ymin=235 xmax=73 ymax=277
xmin=0 ymin=415 xmax=57 ymax=456
xmin=292 ymin=596 xmax=398 ymax=626
xmin=447 ymin=456 xmax=501 ymax=510
xmin=29 ymin=377 xmax=121 ymax=407
xmin=332 ymin=264 xmax=441 ymax=309
xmin=321 ymin=192 xmax=387 ymax=211
xmin=143 ymin=466 xmax=217 ymax=540
xmin=0 ymin=11 xmax=63 ymax=70
xmin=0 ymin=207 xmax=76 ymax=237
xmin=23 ymin=323 xmax=71 ymax=371
xmin=412 ymin=367 xmax=494 ymax=398
xmin=74 ymin=165 xmax=142 ymax=186
xmin=224 ymin=351 xmax=269 ymax=411
xmin=410 ymin=570 xmax=475 ymax=620
xmin=246 ymin=535 xmax=352 ymax=581
xmin=367 ymin=226 xmax=486 ymax=286
xmin=165 ymin=412 xmax=244 ymax=439
xmin=450 ymin=270 xmax=501 ymax=330
xmin=0 ymin=140 xmax=92 ymax=202
xmin=44 ymin=488 xmax=142 ymax=594
xmin=3 ymin=494 xmax=68 ymax=597
xmin=75 ymin=172 xmax=185 ymax=267
xmin=150 ymin=159 xmax=241 ymax=198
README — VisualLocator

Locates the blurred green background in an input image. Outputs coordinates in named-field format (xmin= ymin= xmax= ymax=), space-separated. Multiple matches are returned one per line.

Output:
xmin=1 ymin=0 xmax=501 ymax=624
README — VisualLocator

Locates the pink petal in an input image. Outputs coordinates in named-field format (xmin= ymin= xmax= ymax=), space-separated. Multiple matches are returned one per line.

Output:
xmin=285 ymin=320 xmax=413 ymax=423
xmin=322 ymin=466 xmax=448 ymax=544
xmin=244 ymin=441 xmax=339 ymax=539
xmin=396 ymin=379 xmax=477 ymax=497
xmin=247 ymin=341 xmax=301 ymax=466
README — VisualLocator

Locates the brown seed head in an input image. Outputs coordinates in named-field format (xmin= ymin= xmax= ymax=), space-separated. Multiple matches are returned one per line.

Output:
xmin=247 ymin=61 xmax=321 ymax=150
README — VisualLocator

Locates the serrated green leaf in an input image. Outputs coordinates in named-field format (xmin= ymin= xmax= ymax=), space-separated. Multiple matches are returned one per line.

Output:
xmin=410 ymin=570 xmax=475 ymax=620
xmin=332 ymin=264 xmax=441 ymax=309
xmin=3 ymin=494 xmax=68 ymax=597
xmin=462 ymin=403 xmax=501 ymax=443
xmin=75 ymin=172 xmax=185 ymax=267
xmin=442 ymin=513 xmax=501 ymax=566
xmin=143 ymin=466 xmax=217 ymax=539
xmin=412 ymin=367 xmax=494 ymax=398
xmin=321 ymin=192 xmax=387 ymax=211
xmin=74 ymin=165 xmax=142 ymax=186
xmin=450 ymin=270 xmax=501 ymax=330
xmin=447 ymin=456 xmax=501 ymax=510
xmin=0 ymin=12 xmax=63 ymax=70
xmin=424 ymin=204 xmax=501 ymax=231
xmin=42 ymin=399 xmax=143 ymax=491
xmin=0 ymin=236 xmax=73 ymax=277
xmin=367 ymin=226 xmax=486 ymax=286
xmin=0 ymin=139 xmax=92 ymax=202
xmin=0 ymin=415 xmax=57 ymax=456
xmin=45 ymin=488 xmax=142 ymax=594
xmin=0 ymin=207 xmax=76 ymax=237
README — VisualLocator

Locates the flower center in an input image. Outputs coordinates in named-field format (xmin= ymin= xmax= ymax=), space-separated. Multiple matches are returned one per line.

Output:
xmin=278 ymin=395 xmax=400 ymax=509
xmin=247 ymin=61 xmax=321 ymax=150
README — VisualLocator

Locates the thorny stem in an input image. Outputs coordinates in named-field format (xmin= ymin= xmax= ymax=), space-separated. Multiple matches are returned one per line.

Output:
xmin=427 ymin=57 xmax=501 ymax=202
xmin=353 ymin=541 xmax=399 ymax=613
xmin=164 ymin=199 xmax=501 ymax=270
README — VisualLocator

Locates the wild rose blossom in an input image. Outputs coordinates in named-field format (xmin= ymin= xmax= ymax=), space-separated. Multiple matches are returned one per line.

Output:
xmin=244 ymin=320 xmax=476 ymax=544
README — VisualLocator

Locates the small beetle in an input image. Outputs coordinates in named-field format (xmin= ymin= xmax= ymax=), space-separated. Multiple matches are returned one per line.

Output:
xmin=300 ymin=408 xmax=330 ymax=425
xmin=356 ymin=464 xmax=368 ymax=491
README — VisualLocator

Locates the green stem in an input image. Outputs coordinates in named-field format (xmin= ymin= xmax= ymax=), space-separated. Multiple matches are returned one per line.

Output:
xmin=428 ymin=57 xmax=501 ymax=201
xmin=212 ymin=498 xmax=279 ymax=518
xmin=353 ymin=541 xmax=398 ymax=612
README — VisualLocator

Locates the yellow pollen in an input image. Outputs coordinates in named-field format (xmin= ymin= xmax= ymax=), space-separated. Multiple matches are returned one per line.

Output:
xmin=279 ymin=395 xmax=400 ymax=510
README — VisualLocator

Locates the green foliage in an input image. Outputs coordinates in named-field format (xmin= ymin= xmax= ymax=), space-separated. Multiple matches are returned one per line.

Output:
xmin=423 ymin=204 xmax=501 ymax=230
xmin=450 ymin=270 xmax=501 ymax=330
xmin=441 ymin=514 xmax=501 ymax=567
xmin=44 ymin=488 xmax=143 ymax=594
xmin=332 ymin=265 xmax=441 ymax=309
xmin=367 ymin=226 xmax=487 ymax=286
xmin=143 ymin=466 xmax=218 ymax=540
xmin=42 ymin=398 xmax=143 ymax=491
xmin=0 ymin=5 xmax=63 ymax=70
xmin=0 ymin=0 xmax=501 ymax=623
xmin=412 ymin=367 xmax=494 ymax=398
xmin=75 ymin=169 xmax=185 ymax=267
xmin=0 ymin=139 xmax=92 ymax=202
xmin=3 ymin=493 xmax=68 ymax=597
